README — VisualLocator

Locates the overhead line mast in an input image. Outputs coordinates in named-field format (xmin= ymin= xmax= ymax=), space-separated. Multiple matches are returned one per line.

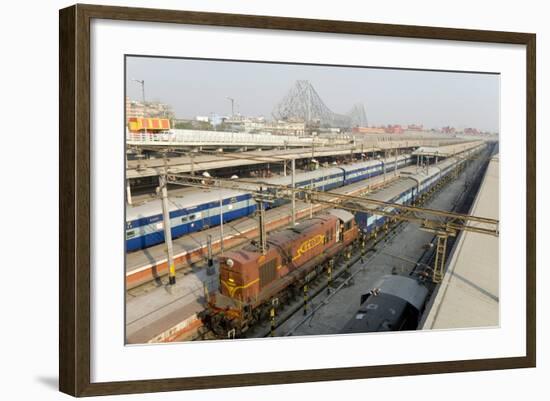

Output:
xmin=165 ymin=166 xmax=499 ymax=238
xmin=163 ymin=150 xmax=497 ymax=283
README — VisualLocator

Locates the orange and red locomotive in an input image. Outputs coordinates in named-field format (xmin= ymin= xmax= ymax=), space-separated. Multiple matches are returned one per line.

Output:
xmin=200 ymin=209 xmax=359 ymax=337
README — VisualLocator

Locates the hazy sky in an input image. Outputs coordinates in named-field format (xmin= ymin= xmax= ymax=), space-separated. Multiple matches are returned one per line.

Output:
xmin=126 ymin=56 xmax=500 ymax=132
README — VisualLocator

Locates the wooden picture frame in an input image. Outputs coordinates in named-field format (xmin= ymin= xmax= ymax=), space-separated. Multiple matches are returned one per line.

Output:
xmin=59 ymin=3 xmax=536 ymax=397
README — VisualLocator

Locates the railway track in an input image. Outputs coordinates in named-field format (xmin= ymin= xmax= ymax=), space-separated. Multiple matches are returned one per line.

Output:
xmin=196 ymin=148 xmax=494 ymax=340
xmin=193 ymin=210 xmax=419 ymax=340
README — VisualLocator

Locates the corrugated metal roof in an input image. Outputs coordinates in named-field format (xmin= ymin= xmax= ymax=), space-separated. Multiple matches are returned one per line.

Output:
xmin=326 ymin=208 xmax=354 ymax=223
xmin=126 ymin=187 xmax=248 ymax=220
xmin=126 ymin=153 xmax=417 ymax=221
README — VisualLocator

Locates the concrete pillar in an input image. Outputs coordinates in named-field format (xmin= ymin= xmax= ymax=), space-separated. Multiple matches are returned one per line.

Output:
xmin=126 ymin=179 xmax=132 ymax=205
xmin=159 ymin=175 xmax=176 ymax=285
xmin=291 ymin=158 xmax=296 ymax=226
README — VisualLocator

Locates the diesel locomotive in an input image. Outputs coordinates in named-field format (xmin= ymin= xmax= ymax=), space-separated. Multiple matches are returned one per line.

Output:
xmin=200 ymin=209 xmax=359 ymax=337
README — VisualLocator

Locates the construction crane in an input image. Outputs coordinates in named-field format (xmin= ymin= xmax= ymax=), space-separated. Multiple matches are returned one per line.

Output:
xmin=164 ymin=157 xmax=499 ymax=283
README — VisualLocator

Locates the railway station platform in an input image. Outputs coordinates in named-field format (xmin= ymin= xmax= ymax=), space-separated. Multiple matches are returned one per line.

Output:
xmin=412 ymin=140 xmax=486 ymax=158
xmin=125 ymin=153 xmax=482 ymax=343
xmin=421 ymin=155 xmax=499 ymax=329
xmin=127 ymin=137 xmax=474 ymax=179
xmin=126 ymin=266 xmax=212 ymax=344
xmin=126 ymin=165 xmax=412 ymax=343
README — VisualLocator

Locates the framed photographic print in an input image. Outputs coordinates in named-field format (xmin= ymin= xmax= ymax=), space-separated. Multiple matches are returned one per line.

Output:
xmin=59 ymin=4 xmax=536 ymax=397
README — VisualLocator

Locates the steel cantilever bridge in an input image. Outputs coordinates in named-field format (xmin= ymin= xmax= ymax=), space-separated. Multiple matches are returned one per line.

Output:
xmin=272 ymin=80 xmax=368 ymax=128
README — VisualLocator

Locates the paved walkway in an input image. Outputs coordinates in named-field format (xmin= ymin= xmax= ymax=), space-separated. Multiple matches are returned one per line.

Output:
xmin=422 ymin=155 xmax=499 ymax=329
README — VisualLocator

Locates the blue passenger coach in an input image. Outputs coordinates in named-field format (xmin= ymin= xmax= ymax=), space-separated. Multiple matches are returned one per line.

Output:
xmin=126 ymin=189 xmax=256 ymax=251
xmin=341 ymin=155 xmax=411 ymax=185
xmin=354 ymin=155 xmax=470 ymax=235
xmin=125 ymin=155 xmax=414 ymax=252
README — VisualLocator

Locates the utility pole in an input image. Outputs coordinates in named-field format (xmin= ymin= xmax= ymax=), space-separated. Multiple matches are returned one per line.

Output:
xmin=159 ymin=174 xmax=176 ymax=285
xmin=206 ymin=234 xmax=215 ymax=275
xmin=132 ymin=78 xmax=147 ymax=135
xmin=126 ymin=180 xmax=132 ymax=205
xmin=132 ymin=78 xmax=145 ymax=105
xmin=309 ymin=177 xmax=314 ymax=219
xmin=291 ymin=158 xmax=296 ymax=227
xmin=258 ymin=186 xmax=267 ymax=255
xmin=219 ymin=181 xmax=225 ymax=254
xmin=383 ymin=149 xmax=387 ymax=182
xmin=226 ymin=97 xmax=235 ymax=117
xmin=126 ymin=152 xmax=132 ymax=205
xmin=427 ymin=156 xmax=430 ymax=174
xmin=394 ymin=147 xmax=397 ymax=176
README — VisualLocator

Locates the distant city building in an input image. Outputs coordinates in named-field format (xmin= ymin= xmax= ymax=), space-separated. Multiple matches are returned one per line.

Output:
xmin=125 ymin=96 xmax=175 ymax=120
xmin=222 ymin=117 xmax=307 ymax=136
xmin=463 ymin=127 xmax=481 ymax=135
xmin=384 ymin=124 xmax=404 ymax=134
xmin=319 ymin=127 xmax=342 ymax=134
xmin=210 ymin=114 xmax=225 ymax=126
xmin=352 ymin=127 xmax=386 ymax=135
xmin=407 ymin=124 xmax=424 ymax=131
xmin=261 ymin=121 xmax=306 ymax=136
xmin=441 ymin=126 xmax=456 ymax=134
xmin=352 ymin=125 xmax=405 ymax=134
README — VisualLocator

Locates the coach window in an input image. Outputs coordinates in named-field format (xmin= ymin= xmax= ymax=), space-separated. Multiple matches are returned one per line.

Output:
xmin=126 ymin=230 xmax=136 ymax=239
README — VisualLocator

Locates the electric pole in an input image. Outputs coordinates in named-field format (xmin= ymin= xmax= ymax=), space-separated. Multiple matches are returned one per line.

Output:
xmin=159 ymin=174 xmax=176 ymax=285
xmin=291 ymin=158 xmax=296 ymax=226
xmin=226 ymin=97 xmax=235 ymax=117
xmin=132 ymin=78 xmax=147 ymax=134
